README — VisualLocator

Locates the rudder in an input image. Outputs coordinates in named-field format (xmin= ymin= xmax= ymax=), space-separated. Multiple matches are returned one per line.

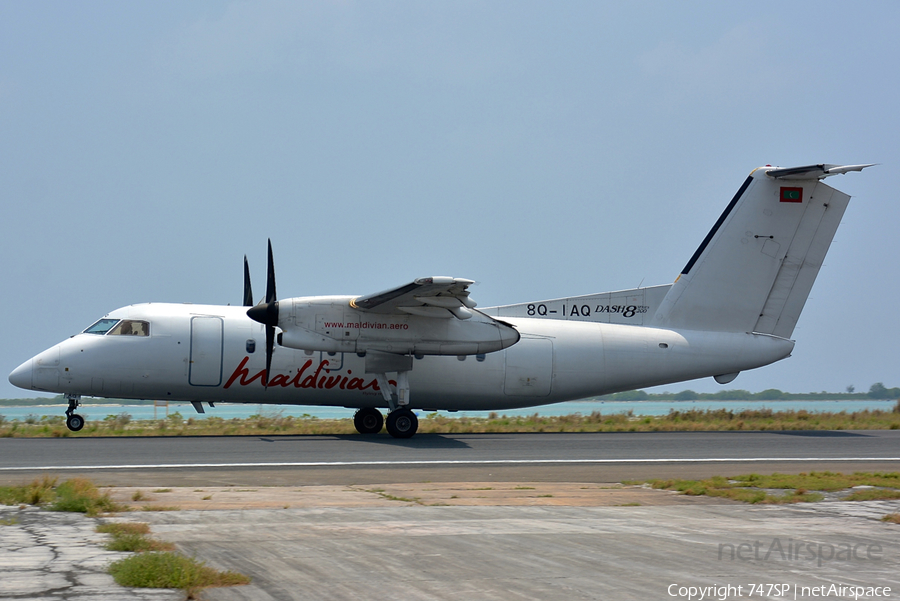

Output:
xmin=652 ymin=164 xmax=870 ymax=335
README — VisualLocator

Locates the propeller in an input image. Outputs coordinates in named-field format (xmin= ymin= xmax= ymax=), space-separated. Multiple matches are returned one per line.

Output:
xmin=243 ymin=256 xmax=254 ymax=307
xmin=246 ymin=240 xmax=279 ymax=387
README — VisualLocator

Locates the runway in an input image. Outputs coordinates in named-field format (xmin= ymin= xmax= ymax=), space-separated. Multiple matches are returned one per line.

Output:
xmin=1 ymin=430 xmax=898 ymax=486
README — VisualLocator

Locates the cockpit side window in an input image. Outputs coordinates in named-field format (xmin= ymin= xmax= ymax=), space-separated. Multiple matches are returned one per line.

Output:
xmin=84 ymin=319 xmax=120 ymax=335
xmin=107 ymin=320 xmax=150 ymax=336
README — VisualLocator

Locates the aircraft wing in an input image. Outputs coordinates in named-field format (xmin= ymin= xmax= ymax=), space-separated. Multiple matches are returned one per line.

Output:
xmin=350 ymin=277 xmax=478 ymax=319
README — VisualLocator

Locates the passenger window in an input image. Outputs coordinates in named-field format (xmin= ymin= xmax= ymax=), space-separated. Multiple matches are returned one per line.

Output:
xmin=84 ymin=319 xmax=120 ymax=335
xmin=107 ymin=320 xmax=150 ymax=336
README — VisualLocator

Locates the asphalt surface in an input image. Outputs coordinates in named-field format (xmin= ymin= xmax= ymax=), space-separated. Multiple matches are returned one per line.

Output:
xmin=1 ymin=430 xmax=898 ymax=486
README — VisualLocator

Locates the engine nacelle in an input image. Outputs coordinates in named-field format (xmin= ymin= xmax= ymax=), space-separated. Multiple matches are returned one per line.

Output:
xmin=276 ymin=296 xmax=520 ymax=355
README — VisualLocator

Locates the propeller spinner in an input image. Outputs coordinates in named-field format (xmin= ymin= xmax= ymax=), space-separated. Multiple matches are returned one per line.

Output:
xmin=246 ymin=240 xmax=279 ymax=387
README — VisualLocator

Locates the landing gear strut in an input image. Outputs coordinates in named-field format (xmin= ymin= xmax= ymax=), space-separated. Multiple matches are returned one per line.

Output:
xmin=353 ymin=407 xmax=384 ymax=434
xmin=64 ymin=394 xmax=85 ymax=432
xmin=363 ymin=351 xmax=418 ymax=438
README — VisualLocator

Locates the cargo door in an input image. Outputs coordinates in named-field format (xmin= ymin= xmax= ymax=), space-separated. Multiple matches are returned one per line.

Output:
xmin=189 ymin=317 xmax=223 ymax=386
xmin=503 ymin=338 xmax=553 ymax=397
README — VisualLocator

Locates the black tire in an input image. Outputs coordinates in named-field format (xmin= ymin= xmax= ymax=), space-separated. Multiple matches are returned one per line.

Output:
xmin=385 ymin=408 xmax=418 ymax=439
xmin=66 ymin=414 xmax=85 ymax=432
xmin=353 ymin=407 xmax=384 ymax=434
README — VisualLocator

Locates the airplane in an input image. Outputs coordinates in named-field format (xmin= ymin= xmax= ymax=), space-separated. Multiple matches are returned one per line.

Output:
xmin=8 ymin=163 xmax=872 ymax=438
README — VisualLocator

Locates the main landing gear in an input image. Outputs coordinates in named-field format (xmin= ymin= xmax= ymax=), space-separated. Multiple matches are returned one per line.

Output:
xmin=356 ymin=352 xmax=419 ymax=438
xmin=385 ymin=408 xmax=418 ymax=439
xmin=353 ymin=407 xmax=384 ymax=434
xmin=64 ymin=394 xmax=85 ymax=432
xmin=352 ymin=407 xmax=418 ymax=439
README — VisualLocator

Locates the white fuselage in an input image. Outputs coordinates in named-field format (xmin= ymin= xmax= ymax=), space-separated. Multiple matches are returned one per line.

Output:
xmin=11 ymin=302 xmax=794 ymax=411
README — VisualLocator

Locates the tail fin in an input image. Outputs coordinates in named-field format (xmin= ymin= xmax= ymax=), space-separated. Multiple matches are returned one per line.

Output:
xmin=652 ymin=164 xmax=872 ymax=336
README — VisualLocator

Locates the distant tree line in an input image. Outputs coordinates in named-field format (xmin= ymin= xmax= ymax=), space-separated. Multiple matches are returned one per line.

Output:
xmin=597 ymin=383 xmax=900 ymax=402
xmin=2 ymin=383 xmax=899 ymax=406
xmin=0 ymin=395 xmax=156 ymax=407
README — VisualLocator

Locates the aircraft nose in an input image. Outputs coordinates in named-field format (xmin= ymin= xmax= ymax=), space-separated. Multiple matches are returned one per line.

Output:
xmin=8 ymin=359 xmax=34 ymax=390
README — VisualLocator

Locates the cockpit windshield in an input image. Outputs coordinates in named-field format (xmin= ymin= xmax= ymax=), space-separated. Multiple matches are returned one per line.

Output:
xmin=83 ymin=319 xmax=150 ymax=336
xmin=108 ymin=320 xmax=150 ymax=336
xmin=84 ymin=319 xmax=120 ymax=335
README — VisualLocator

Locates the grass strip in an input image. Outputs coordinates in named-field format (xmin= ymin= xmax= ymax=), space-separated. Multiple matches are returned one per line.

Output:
xmin=0 ymin=477 xmax=250 ymax=597
xmin=50 ymin=478 xmax=125 ymax=516
xmin=96 ymin=520 xmax=250 ymax=596
xmin=0 ymin=475 xmax=58 ymax=506
xmin=646 ymin=471 xmax=900 ymax=504
xmin=0 ymin=476 xmax=125 ymax=516
xmin=96 ymin=522 xmax=175 ymax=552
xmin=0 ymin=406 xmax=898 ymax=438
xmin=108 ymin=551 xmax=250 ymax=597
xmin=844 ymin=488 xmax=900 ymax=501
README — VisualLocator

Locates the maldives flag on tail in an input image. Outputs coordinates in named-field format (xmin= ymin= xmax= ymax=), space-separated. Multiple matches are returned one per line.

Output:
xmin=780 ymin=186 xmax=803 ymax=203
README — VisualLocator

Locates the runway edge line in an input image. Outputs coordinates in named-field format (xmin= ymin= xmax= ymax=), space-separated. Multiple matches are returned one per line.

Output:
xmin=2 ymin=457 xmax=900 ymax=471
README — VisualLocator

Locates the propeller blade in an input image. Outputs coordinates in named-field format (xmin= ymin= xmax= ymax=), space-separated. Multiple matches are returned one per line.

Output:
xmin=264 ymin=324 xmax=275 ymax=388
xmin=246 ymin=241 xmax=279 ymax=327
xmin=243 ymin=256 xmax=254 ymax=307
xmin=266 ymin=238 xmax=276 ymax=304
xmin=246 ymin=240 xmax=279 ymax=388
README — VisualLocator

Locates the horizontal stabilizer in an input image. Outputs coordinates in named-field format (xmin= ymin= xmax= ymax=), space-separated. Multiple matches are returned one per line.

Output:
xmin=765 ymin=163 xmax=874 ymax=180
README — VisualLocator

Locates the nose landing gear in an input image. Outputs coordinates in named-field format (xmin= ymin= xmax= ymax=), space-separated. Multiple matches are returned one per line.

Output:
xmin=64 ymin=394 xmax=85 ymax=432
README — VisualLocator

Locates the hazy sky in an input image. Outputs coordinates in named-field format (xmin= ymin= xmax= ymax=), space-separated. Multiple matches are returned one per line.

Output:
xmin=2 ymin=1 xmax=897 ymax=399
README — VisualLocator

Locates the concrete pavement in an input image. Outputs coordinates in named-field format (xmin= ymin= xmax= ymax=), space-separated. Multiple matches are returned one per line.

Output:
xmin=0 ymin=505 xmax=181 ymax=600
xmin=137 ymin=498 xmax=900 ymax=601
xmin=5 ymin=485 xmax=895 ymax=601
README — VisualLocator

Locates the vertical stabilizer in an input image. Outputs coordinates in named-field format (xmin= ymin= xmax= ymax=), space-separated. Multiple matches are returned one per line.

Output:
xmin=652 ymin=164 xmax=870 ymax=335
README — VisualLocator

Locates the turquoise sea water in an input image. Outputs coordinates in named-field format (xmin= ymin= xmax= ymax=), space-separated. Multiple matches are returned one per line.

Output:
xmin=1 ymin=399 xmax=895 ymax=423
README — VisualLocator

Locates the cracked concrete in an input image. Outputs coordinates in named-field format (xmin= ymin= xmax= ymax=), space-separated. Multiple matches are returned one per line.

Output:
xmin=2 ymin=488 xmax=899 ymax=600
xmin=135 ymin=498 xmax=900 ymax=601
xmin=0 ymin=505 xmax=182 ymax=600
